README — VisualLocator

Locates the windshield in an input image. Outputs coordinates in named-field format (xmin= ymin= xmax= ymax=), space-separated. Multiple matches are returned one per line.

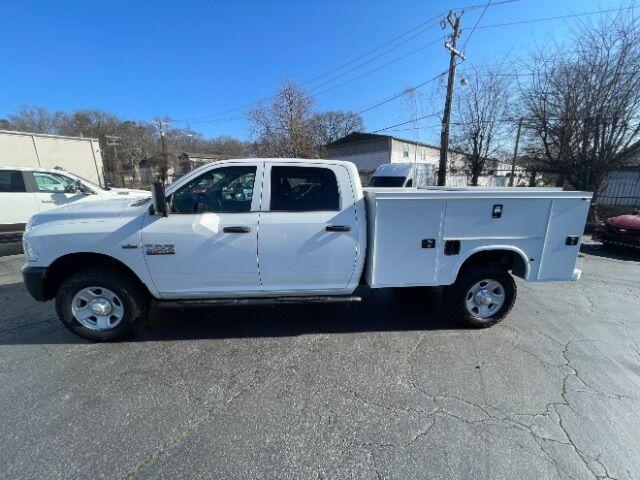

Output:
xmin=368 ymin=176 xmax=406 ymax=187
xmin=63 ymin=172 xmax=105 ymax=191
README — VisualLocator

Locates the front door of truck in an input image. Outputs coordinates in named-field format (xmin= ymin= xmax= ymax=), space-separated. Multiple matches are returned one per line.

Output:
xmin=257 ymin=163 xmax=359 ymax=293
xmin=140 ymin=163 xmax=262 ymax=298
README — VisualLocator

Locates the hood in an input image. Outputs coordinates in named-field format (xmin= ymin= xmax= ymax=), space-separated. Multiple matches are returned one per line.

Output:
xmin=605 ymin=213 xmax=640 ymax=234
xmin=102 ymin=187 xmax=149 ymax=197
xmin=27 ymin=197 xmax=150 ymax=229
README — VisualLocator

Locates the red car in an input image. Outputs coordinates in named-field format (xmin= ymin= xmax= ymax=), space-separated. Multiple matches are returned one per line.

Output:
xmin=593 ymin=211 xmax=640 ymax=250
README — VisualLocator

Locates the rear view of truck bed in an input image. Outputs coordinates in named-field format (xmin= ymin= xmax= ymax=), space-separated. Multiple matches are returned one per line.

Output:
xmin=363 ymin=187 xmax=592 ymax=288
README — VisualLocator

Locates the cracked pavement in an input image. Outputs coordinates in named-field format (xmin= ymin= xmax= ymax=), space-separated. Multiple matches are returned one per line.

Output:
xmin=0 ymin=240 xmax=639 ymax=479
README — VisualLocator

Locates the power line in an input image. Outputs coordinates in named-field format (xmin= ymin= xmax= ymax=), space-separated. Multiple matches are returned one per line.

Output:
xmin=178 ymin=3 xmax=636 ymax=126
xmin=312 ymin=37 xmax=443 ymax=97
xmin=305 ymin=18 xmax=442 ymax=94
xmin=356 ymin=69 xmax=448 ymax=114
xmin=476 ymin=5 xmax=638 ymax=30
xmin=178 ymin=0 xmax=520 ymax=122
xmin=462 ymin=0 xmax=491 ymax=50
xmin=369 ymin=113 xmax=440 ymax=133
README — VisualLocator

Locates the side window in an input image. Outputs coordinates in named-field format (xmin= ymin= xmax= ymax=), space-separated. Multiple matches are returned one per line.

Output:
xmin=170 ymin=165 xmax=256 ymax=214
xmin=33 ymin=172 xmax=72 ymax=192
xmin=0 ymin=170 xmax=26 ymax=193
xmin=403 ymin=144 xmax=409 ymax=158
xmin=270 ymin=166 xmax=339 ymax=212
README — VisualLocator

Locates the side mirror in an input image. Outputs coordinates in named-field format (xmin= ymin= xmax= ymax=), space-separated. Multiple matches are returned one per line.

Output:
xmin=150 ymin=181 xmax=169 ymax=217
xmin=73 ymin=179 xmax=90 ymax=194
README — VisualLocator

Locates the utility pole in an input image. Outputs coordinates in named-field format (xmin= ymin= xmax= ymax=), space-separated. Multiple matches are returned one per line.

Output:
xmin=509 ymin=119 xmax=522 ymax=186
xmin=157 ymin=120 xmax=169 ymax=183
xmin=105 ymin=135 xmax=124 ymax=187
xmin=438 ymin=10 xmax=465 ymax=186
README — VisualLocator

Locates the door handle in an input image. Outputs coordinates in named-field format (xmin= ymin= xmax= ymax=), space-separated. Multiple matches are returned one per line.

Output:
xmin=223 ymin=226 xmax=250 ymax=233
xmin=326 ymin=225 xmax=351 ymax=232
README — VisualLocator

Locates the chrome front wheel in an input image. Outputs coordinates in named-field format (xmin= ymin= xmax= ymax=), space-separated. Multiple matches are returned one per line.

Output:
xmin=71 ymin=286 xmax=125 ymax=331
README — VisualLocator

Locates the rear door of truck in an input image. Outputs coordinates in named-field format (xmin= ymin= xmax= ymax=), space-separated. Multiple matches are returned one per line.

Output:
xmin=257 ymin=163 xmax=359 ymax=293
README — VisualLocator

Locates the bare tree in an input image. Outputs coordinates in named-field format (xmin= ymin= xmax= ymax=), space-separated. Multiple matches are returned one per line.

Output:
xmin=312 ymin=110 xmax=363 ymax=153
xmin=519 ymin=8 xmax=640 ymax=199
xmin=248 ymin=79 xmax=316 ymax=158
xmin=451 ymin=66 xmax=512 ymax=185
xmin=3 ymin=106 xmax=60 ymax=134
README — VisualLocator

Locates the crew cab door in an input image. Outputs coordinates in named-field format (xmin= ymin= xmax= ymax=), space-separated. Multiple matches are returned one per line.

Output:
xmin=257 ymin=163 xmax=359 ymax=293
xmin=140 ymin=162 xmax=262 ymax=298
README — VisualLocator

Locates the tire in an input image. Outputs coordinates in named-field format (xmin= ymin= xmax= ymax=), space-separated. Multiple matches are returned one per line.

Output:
xmin=445 ymin=266 xmax=516 ymax=328
xmin=55 ymin=267 xmax=149 ymax=341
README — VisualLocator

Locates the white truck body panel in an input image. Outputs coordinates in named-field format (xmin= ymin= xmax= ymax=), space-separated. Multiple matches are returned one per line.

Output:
xmin=363 ymin=188 xmax=591 ymax=287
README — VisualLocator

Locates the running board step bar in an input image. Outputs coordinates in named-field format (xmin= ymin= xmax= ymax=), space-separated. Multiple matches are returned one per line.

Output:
xmin=158 ymin=295 xmax=362 ymax=308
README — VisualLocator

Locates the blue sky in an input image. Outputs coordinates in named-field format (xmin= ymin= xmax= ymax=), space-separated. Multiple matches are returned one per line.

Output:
xmin=0 ymin=0 xmax=626 ymax=142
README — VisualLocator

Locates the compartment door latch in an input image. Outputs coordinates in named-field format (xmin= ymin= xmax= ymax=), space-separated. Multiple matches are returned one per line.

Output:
xmin=565 ymin=236 xmax=580 ymax=246
xmin=421 ymin=239 xmax=436 ymax=249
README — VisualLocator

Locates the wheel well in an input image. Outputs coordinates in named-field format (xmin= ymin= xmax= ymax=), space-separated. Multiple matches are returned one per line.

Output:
xmin=457 ymin=250 xmax=528 ymax=280
xmin=43 ymin=253 xmax=149 ymax=301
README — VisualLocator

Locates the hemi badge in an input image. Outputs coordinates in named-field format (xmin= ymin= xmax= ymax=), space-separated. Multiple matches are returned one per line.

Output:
xmin=121 ymin=243 xmax=138 ymax=249
xmin=145 ymin=243 xmax=175 ymax=255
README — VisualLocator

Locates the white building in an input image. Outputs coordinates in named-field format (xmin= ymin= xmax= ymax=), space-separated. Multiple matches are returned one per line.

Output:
xmin=326 ymin=132 xmax=526 ymax=186
xmin=0 ymin=130 xmax=104 ymax=186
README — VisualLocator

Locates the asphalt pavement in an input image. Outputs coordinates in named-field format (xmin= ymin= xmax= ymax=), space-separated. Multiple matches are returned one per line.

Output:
xmin=1 ymin=240 xmax=639 ymax=480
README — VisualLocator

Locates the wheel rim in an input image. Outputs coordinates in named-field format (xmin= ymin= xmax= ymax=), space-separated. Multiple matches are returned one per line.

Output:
xmin=71 ymin=286 xmax=125 ymax=331
xmin=464 ymin=279 xmax=506 ymax=319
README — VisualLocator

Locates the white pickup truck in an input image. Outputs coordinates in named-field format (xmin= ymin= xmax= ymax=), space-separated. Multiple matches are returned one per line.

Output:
xmin=21 ymin=158 xmax=591 ymax=341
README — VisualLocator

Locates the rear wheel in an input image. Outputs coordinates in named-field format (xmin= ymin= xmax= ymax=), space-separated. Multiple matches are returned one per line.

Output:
xmin=445 ymin=266 xmax=516 ymax=328
xmin=55 ymin=267 xmax=149 ymax=341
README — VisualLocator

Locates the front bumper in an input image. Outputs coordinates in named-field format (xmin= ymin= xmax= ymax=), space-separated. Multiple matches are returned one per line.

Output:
xmin=21 ymin=265 xmax=48 ymax=302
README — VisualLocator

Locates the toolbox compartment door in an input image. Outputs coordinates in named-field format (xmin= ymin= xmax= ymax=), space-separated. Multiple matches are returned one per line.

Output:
xmin=538 ymin=198 xmax=590 ymax=281
xmin=366 ymin=198 xmax=445 ymax=287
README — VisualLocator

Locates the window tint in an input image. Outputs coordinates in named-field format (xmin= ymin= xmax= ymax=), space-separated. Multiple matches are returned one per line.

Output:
xmin=270 ymin=166 xmax=339 ymax=211
xmin=171 ymin=166 xmax=256 ymax=214
xmin=0 ymin=170 xmax=26 ymax=193
xmin=367 ymin=176 xmax=405 ymax=187
xmin=33 ymin=172 xmax=73 ymax=192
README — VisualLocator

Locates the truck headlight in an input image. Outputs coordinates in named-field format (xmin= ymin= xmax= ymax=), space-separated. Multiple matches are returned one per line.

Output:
xmin=23 ymin=237 xmax=39 ymax=262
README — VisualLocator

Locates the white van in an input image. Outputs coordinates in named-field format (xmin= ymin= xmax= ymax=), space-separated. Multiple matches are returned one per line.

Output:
xmin=0 ymin=166 xmax=147 ymax=241
xmin=368 ymin=163 xmax=436 ymax=188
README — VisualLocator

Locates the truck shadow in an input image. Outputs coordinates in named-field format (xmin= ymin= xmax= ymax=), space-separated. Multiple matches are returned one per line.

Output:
xmin=137 ymin=287 xmax=458 ymax=342
xmin=0 ymin=284 xmax=461 ymax=345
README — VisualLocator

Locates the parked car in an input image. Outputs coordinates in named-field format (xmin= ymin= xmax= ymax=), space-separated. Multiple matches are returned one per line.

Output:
xmin=0 ymin=166 xmax=148 ymax=242
xmin=367 ymin=163 xmax=436 ymax=188
xmin=21 ymin=158 xmax=591 ymax=341
xmin=593 ymin=211 xmax=640 ymax=250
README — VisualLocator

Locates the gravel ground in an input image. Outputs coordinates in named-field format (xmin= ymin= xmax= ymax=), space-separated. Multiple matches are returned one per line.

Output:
xmin=0 ymin=240 xmax=639 ymax=480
